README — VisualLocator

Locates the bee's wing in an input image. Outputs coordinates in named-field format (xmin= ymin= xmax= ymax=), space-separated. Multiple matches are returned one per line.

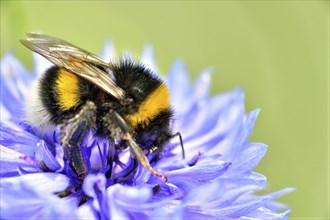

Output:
xmin=20 ymin=33 xmax=125 ymax=100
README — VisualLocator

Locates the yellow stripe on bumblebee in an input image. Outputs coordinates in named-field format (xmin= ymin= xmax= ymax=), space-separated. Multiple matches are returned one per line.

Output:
xmin=56 ymin=69 xmax=80 ymax=110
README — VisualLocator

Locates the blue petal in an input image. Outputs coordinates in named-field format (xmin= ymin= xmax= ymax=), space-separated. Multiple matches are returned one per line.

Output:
xmin=183 ymin=88 xmax=244 ymax=141
xmin=153 ymin=182 xmax=184 ymax=199
xmin=77 ymin=201 xmax=98 ymax=220
xmin=211 ymin=185 xmax=261 ymax=209
xmin=0 ymin=77 xmax=24 ymax=122
xmin=141 ymin=44 xmax=159 ymax=74
xmin=227 ymin=142 xmax=268 ymax=173
xmin=262 ymin=188 xmax=296 ymax=211
xmin=150 ymin=200 xmax=183 ymax=219
xmin=89 ymin=140 xmax=107 ymax=171
xmin=100 ymin=40 xmax=116 ymax=61
xmin=264 ymin=187 xmax=296 ymax=200
xmin=1 ymin=173 xmax=71 ymax=193
xmin=105 ymin=184 xmax=151 ymax=219
xmin=33 ymin=53 xmax=52 ymax=77
xmin=263 ymin=200 xmax=290 ymax=212
xmin=187 ymin=183 xmax=260 ymax=209
xmin=109 ymin=184 xmax=152 ymax=205
xmin=243 ymin=209 xmax=292 ymax=220
xmin=222 ymin=109 xmax=260 ymax=161
xmin=35 ymin=140 xmax=64 ymax=172
xmin=0 ymin=178 xmax=77 ymax=219
xmin=166 ymin=60 xmax=192 ymax=115
xmin=221 ymin=171 xmax=267 ymax=188
xmin=167 ymin=161 xmax=231 ymax=193
xmin=1 ymin=52 xmax=33 ymax=82
xmin=82 ymin=173 xmax=106 ymax=214
xmin=0 ymin=53 xmax=34 ymax=121
xmin=0 ymin=145 xmax=36 ymax=177
xmin=173 ymin=88 xmax=245 ymax=159
xmin=183 ymin=181 xmax=223 ymax=205
xmin=214 ymin=198 xmax=267 ymax=218
xmin=193 ymin=67 xmax=213 ymax=101
xmin=0 ymin=123 xmax=39 ymax=155
xmin=83 ymin=173 xmax=106 ymax=198
xmin=240 ymin=109 xmax=260 ymax=144
xmin=132 ymin=164 xmax=152 ymax=185
xmin=183 ymin=197 xmax=267 ymax=219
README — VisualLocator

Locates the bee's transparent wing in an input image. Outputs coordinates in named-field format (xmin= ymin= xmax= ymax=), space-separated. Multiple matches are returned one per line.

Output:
xmin=20 ymin=33 xmax=125 ymax=100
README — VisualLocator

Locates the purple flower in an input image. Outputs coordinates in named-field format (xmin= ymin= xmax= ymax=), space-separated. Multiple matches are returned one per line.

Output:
xmin=0 ymin=41 xmax=294 ymax=219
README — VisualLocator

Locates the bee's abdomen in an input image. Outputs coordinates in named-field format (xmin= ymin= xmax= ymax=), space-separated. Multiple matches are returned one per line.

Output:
xmin=25 ymin=65 xmax=100 ymax=128
xmin=32 ymin=66 xmax=81 ymax=124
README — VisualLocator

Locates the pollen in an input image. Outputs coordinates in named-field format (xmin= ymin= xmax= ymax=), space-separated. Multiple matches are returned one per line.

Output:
xmin=126 ymin=83 xmax=170 ymax=128
xmin=56 ymin=69 xmax=80 ymax=110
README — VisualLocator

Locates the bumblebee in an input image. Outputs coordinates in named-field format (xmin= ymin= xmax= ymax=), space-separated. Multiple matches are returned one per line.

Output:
xmin=21 ymin=33 xmax=183 ymax=180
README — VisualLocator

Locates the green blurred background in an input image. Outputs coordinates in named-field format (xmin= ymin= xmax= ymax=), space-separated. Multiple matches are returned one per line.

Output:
xmin=1 ymin=1 xmax=328 ymax=219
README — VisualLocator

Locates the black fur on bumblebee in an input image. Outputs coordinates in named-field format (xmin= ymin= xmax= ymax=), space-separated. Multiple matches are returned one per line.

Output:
xmin=21 ymin=33 xmax=185 ymax=180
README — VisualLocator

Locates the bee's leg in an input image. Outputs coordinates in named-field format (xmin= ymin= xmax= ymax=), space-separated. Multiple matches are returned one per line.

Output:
xmin=60 ymin=101 xmax=97 ymax=179
xmin=61 ymin=101 xmax=97 ymax=145
xmin=171 ymin=132 xmax=185 ymax=159
xmin=104 ymin=139 xmax=115 ymax=179
xmin=103 ymin=110 xmax=167 ymax=180
xmin=147 ymin=132 xmax=185 ymax=164
xmin=127 ymin=137 xmax=167 ymax=180
xmin=65 ymin=129 xmax=87 ymax=179
xmin=59 ymin=123 xmax=68 ymax=148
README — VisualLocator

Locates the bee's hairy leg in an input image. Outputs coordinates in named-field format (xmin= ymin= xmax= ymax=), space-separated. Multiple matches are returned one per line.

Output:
xmin=66 ymin=141 xmax=86 ymax=179
xmin=127 ymin=137 xmax=167 ymax=180
xmin=103 ymin=110 xmax=168 ymax=181
xmin=59 ymin=122 xmax=69 ymax=150
xmin=60 ymin=101 xmax=97 ymax=179
xmin=60 ymin=101 xmax=97 ymax=145
xmin=104 ymin=140 xmax=113 ymax=179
